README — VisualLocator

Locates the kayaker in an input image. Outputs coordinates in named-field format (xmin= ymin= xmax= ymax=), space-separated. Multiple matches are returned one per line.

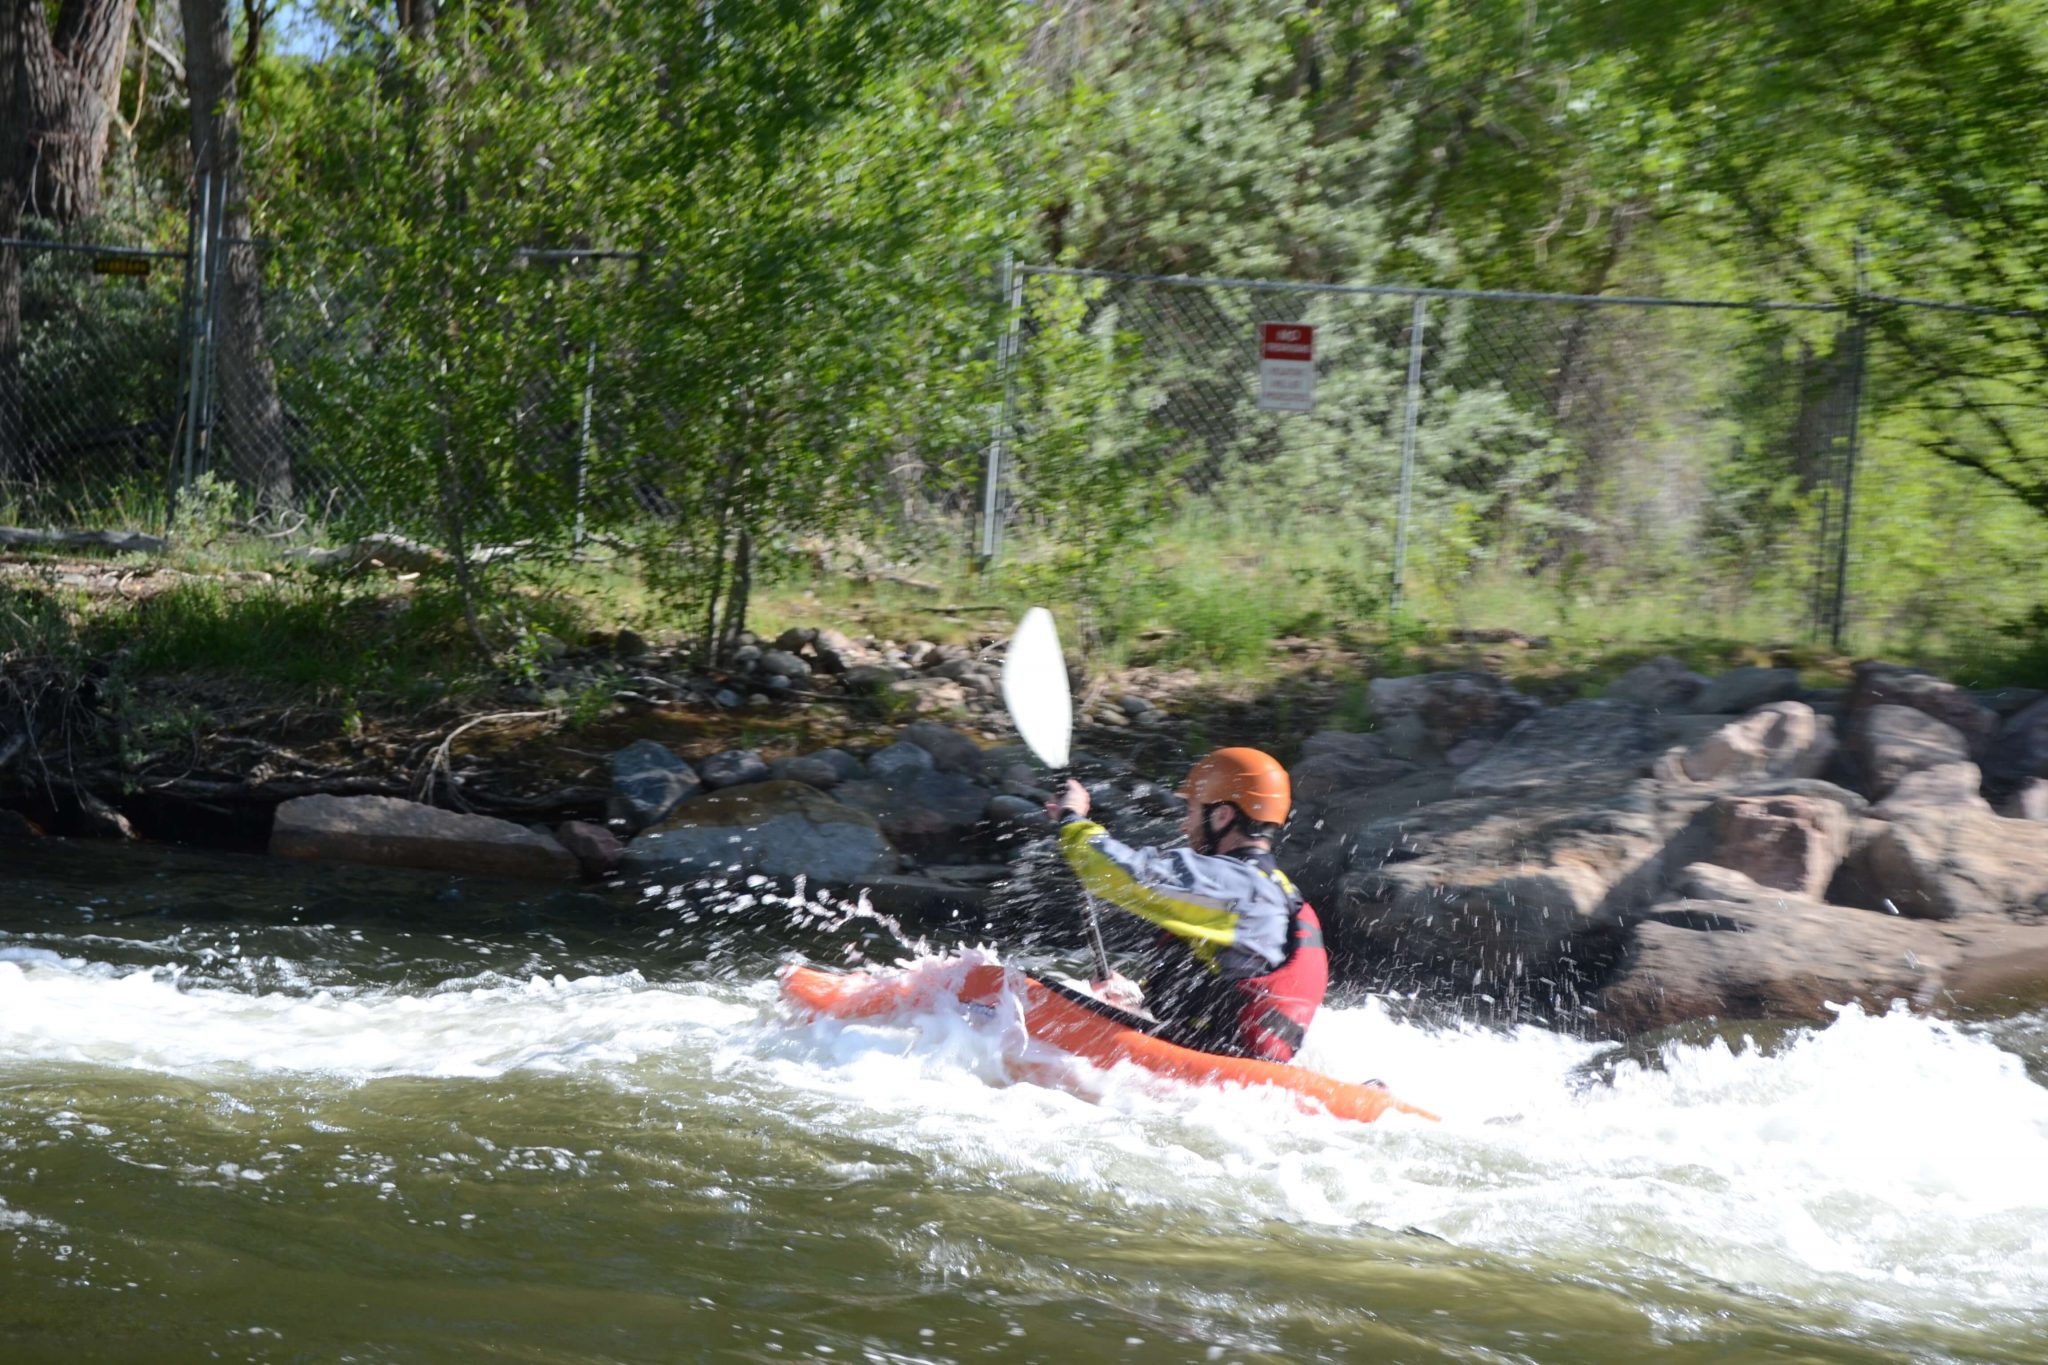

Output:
xmin=1046 ymin=748 xmax=1328 ymax=1063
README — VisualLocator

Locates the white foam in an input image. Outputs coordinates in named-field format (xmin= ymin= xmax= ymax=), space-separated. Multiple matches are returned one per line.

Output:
xmin=4 ymin=943 xmax=2047 ymax=1337
xmin=0 ymin=956 xmax=757 ymax=1080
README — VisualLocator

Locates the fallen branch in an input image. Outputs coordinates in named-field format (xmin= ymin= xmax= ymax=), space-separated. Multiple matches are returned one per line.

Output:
xmin=414 ymin=709 xmax=562 ymax=812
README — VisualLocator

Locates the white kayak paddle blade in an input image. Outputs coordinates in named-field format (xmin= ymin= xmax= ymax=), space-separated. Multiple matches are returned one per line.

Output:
xmin=1002 ymin=606 xmax=1072 ymax=769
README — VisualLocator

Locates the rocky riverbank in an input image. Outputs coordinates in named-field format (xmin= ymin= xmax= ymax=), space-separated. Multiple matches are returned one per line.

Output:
xmin=6 ymin=602 xmax=2046 ymax=1036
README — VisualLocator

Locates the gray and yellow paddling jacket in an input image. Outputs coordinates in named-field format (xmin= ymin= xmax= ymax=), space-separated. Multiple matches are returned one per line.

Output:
xmin=1058 ymin=818 xmax=1328 ymax=1062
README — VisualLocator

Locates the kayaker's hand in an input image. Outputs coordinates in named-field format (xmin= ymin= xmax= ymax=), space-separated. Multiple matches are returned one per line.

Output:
xmin=1047 ymin=778 xmax=1089 ymax=823
xmin=1091 ymin=972 xmax=1144 ymax=1011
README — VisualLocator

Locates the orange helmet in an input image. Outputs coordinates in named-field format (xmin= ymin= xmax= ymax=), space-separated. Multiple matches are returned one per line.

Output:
xmin=1183 ymin=747 xmax=1292 ymax=826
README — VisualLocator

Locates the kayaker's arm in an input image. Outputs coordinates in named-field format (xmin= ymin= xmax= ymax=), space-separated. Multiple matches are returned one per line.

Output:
xmin=1057 ymin=819 xmax=1240 ymax=966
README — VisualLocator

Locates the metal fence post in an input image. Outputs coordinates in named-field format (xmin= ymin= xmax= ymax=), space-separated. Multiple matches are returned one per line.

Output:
xmin=1391 ymin=295 xmax=1427 ymax=611
xmin=979 ymin=250 xmax=1021 ymax=566
xmin=576 ymin=339 xmax=597 ymax=550
xmin=1830 ymin=242 xmax=1869 ymax=651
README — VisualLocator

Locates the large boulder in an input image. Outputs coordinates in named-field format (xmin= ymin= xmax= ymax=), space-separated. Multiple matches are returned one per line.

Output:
xmin=697 ymin=749 xmax=771 ymax=790
xmin=1365 ymin=671 xmax=1542 ymax=764
xmin=866 ymin=740 xmax=937 ymax=781
xmin=1452 ymin=700 xmax=1663 ymax=796
xmin=1674 ymin=702 xmax=1835 ymax=784
xmin=768 ymin=755 xmax=848 ymax=790
xmin=1701 ymin=793 xmax=1850 ymax=899
xmin=607 ymin=740 xmax=701 ymax=831
xmin=1987 ymin=697 xmax=2048 ymax=796
xmin=1325 ymin=783 xmax=1692 ymax=1000
xmin=1289 ymin=730 xmax=1418 ymax=804
xmin=1830 ymin=808 xmax=2048 ymax=921
xmin=1603 ymin=655 xmax=1708 ymax=710
xmin=833 ymin=771 xmax=994 ymax=856
xmin=1847 ymin=663 xmax=2000 ymax=759
xmin=2004 ymin=779 xmax=2048 ymax=823
xmin=1692 ymin=666 xmax=1801 ymax=714
xmin=1848 ymin=704 xmax=1971 ymax=800
xmin=1870 ymin=762 xmax=1991 ymax=819
xmin=900 ymin=722 xmax=987 ymax=777
xmin=273 ymin=795 xmax=577 ymax=881
xmin=620 ymin=781 xmax=895 ymax=883
xmin=1596 ymin=865 xmax=1950 ymax=1034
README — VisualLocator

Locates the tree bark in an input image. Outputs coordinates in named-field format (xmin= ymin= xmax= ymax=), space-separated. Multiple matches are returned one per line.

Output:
xmin=180 ymin=0 xmax=290 ymax=514
xmin=0 ymin=0 xmax=136 ymax=487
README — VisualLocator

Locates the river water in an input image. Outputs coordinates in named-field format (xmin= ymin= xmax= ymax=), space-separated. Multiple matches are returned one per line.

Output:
xmin=3 ymin=840 xmax=2047 ymax=1363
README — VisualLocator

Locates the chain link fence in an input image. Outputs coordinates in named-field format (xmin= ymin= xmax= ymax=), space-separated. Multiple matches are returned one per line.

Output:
xmin=0 ymin=231 xmax=189 ymax=527
xmin=984 ymin=264 xmax=2048 ymax=655
xmin=4 ymin=205 xmax=2044 ymax=667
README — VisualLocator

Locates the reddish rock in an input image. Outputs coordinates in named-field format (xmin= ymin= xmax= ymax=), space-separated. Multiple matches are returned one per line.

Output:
xmin=1706 ymin=794 xmax=1848 ymax=899
xmin=554 ymin=820 xmax=624 ymax=878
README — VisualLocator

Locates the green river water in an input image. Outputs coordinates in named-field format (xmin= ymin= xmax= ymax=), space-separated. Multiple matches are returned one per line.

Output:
xmin=3 ymin=840 xmax=2047 ymax=1363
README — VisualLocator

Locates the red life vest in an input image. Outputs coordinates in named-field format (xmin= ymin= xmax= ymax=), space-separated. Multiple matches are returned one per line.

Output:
xmin=1231 ymin=898 xmax=1328 ymax=1063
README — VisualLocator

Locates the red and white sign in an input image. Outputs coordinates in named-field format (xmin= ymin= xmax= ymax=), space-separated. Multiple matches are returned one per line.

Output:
xmin=1258 ymin=322 xmax=1316 ymax=412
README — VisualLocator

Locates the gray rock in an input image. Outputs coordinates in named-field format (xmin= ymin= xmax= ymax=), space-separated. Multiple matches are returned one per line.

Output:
xmin=713 ymin=689 xmax=741 ymax=708
xmin=1726 ymin=776 xmax=1870 ymax=817
xmin=554 ymin=820 xmax=624 ymax=878
xmin=769 ymin=755 xmax=847 ymax=790
xmin=273 ymin=795 xmax=577 ymax=881
xmin=1290 ymin=731 xmax=1419 ymax=803
xmin=1603 ymin=655 xmax=1708 ymax=710
xmin=759 ymin=649 xmax=811 ymax=679
xmin=839 ymin=664 xmax=900 ymax=695
xmin=1323 ymin=782 xmax=1690 ymax=1000
xmin=607 ymin=740 xmax=702 ymax=831
xmin=1366 ymin=671 xmax=1543 ymax=762
xmin=621 ymin=781 xmax=895 ymax=884
xmin=811 ymin=627 xmax=869 ymax=674
xmin=1693 ymin=666 xmax=1802 ymax=714
xmin=809 ymin=748 xmax=865 ymax=781
xmin=901 ymin=721 xmax=986 ymax=775
xmin=835 ymin=771 xmax=992 ymax=853
xmin=1987 ymin=698 xmax=2048 ymax=795
xmin=867 ymin=740 xmax=938 ymax=781
xmin=1453 ymin=700 xmax=1664 ymax=796
xmin=1118 ymin=694 xmax=1158 ymax=718
xmin=1851 ymin=704 xmax=1971 ymax=800
xmin=984 ymin=793 xmax=1051 ymax=829
xmin=1872 ymin=762 xmax=1991 ymax=819
xmin=1976 ymin=687 xmax=2046 ymax=718
xmin=2004 ymin=779 xmax=2048 ymax=822
xmin=1831 ymin=808 xmax=2048 ymax=920
xmin=1677 ymin=703 xmax=1836 ymax=784
xmin=1704 ymin=794 xmax=1850 ymax=899
xmin=732 ymin=643 xmax=763 ymax=666
xmin=1848 ymin=662 xmax=2000 ymax=759
xmin=697 ymin=748 xmax=771 ymax=789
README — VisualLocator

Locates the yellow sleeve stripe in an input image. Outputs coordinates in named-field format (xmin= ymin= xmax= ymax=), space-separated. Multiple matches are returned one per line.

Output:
xmin=1058 ymin=820 xmax=1239 ymax=960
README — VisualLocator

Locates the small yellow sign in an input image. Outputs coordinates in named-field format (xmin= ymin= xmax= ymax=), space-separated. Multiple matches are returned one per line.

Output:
xmin=93 ymin=256 xmax=151 ymax=279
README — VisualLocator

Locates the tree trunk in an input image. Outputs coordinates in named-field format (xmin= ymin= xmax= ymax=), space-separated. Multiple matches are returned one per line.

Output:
xmin=0 ymin=0 xmax=135 ymax=487
xmin=180 ymin=0 xmax=290 ymax=514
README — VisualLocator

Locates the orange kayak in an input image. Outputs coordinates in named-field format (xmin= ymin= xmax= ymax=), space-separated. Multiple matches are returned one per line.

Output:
xmin=779 ymin=959 xmax=1438 ymax=1125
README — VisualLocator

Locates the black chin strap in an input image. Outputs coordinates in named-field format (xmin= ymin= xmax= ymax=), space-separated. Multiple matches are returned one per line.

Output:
xmin=1195 ymin=802 xmax=1237 ymax=856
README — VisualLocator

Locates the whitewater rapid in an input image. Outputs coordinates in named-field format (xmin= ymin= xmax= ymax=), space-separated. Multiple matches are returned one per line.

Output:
xmin=5 ymin=933 xmax=2048 ymax=1349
